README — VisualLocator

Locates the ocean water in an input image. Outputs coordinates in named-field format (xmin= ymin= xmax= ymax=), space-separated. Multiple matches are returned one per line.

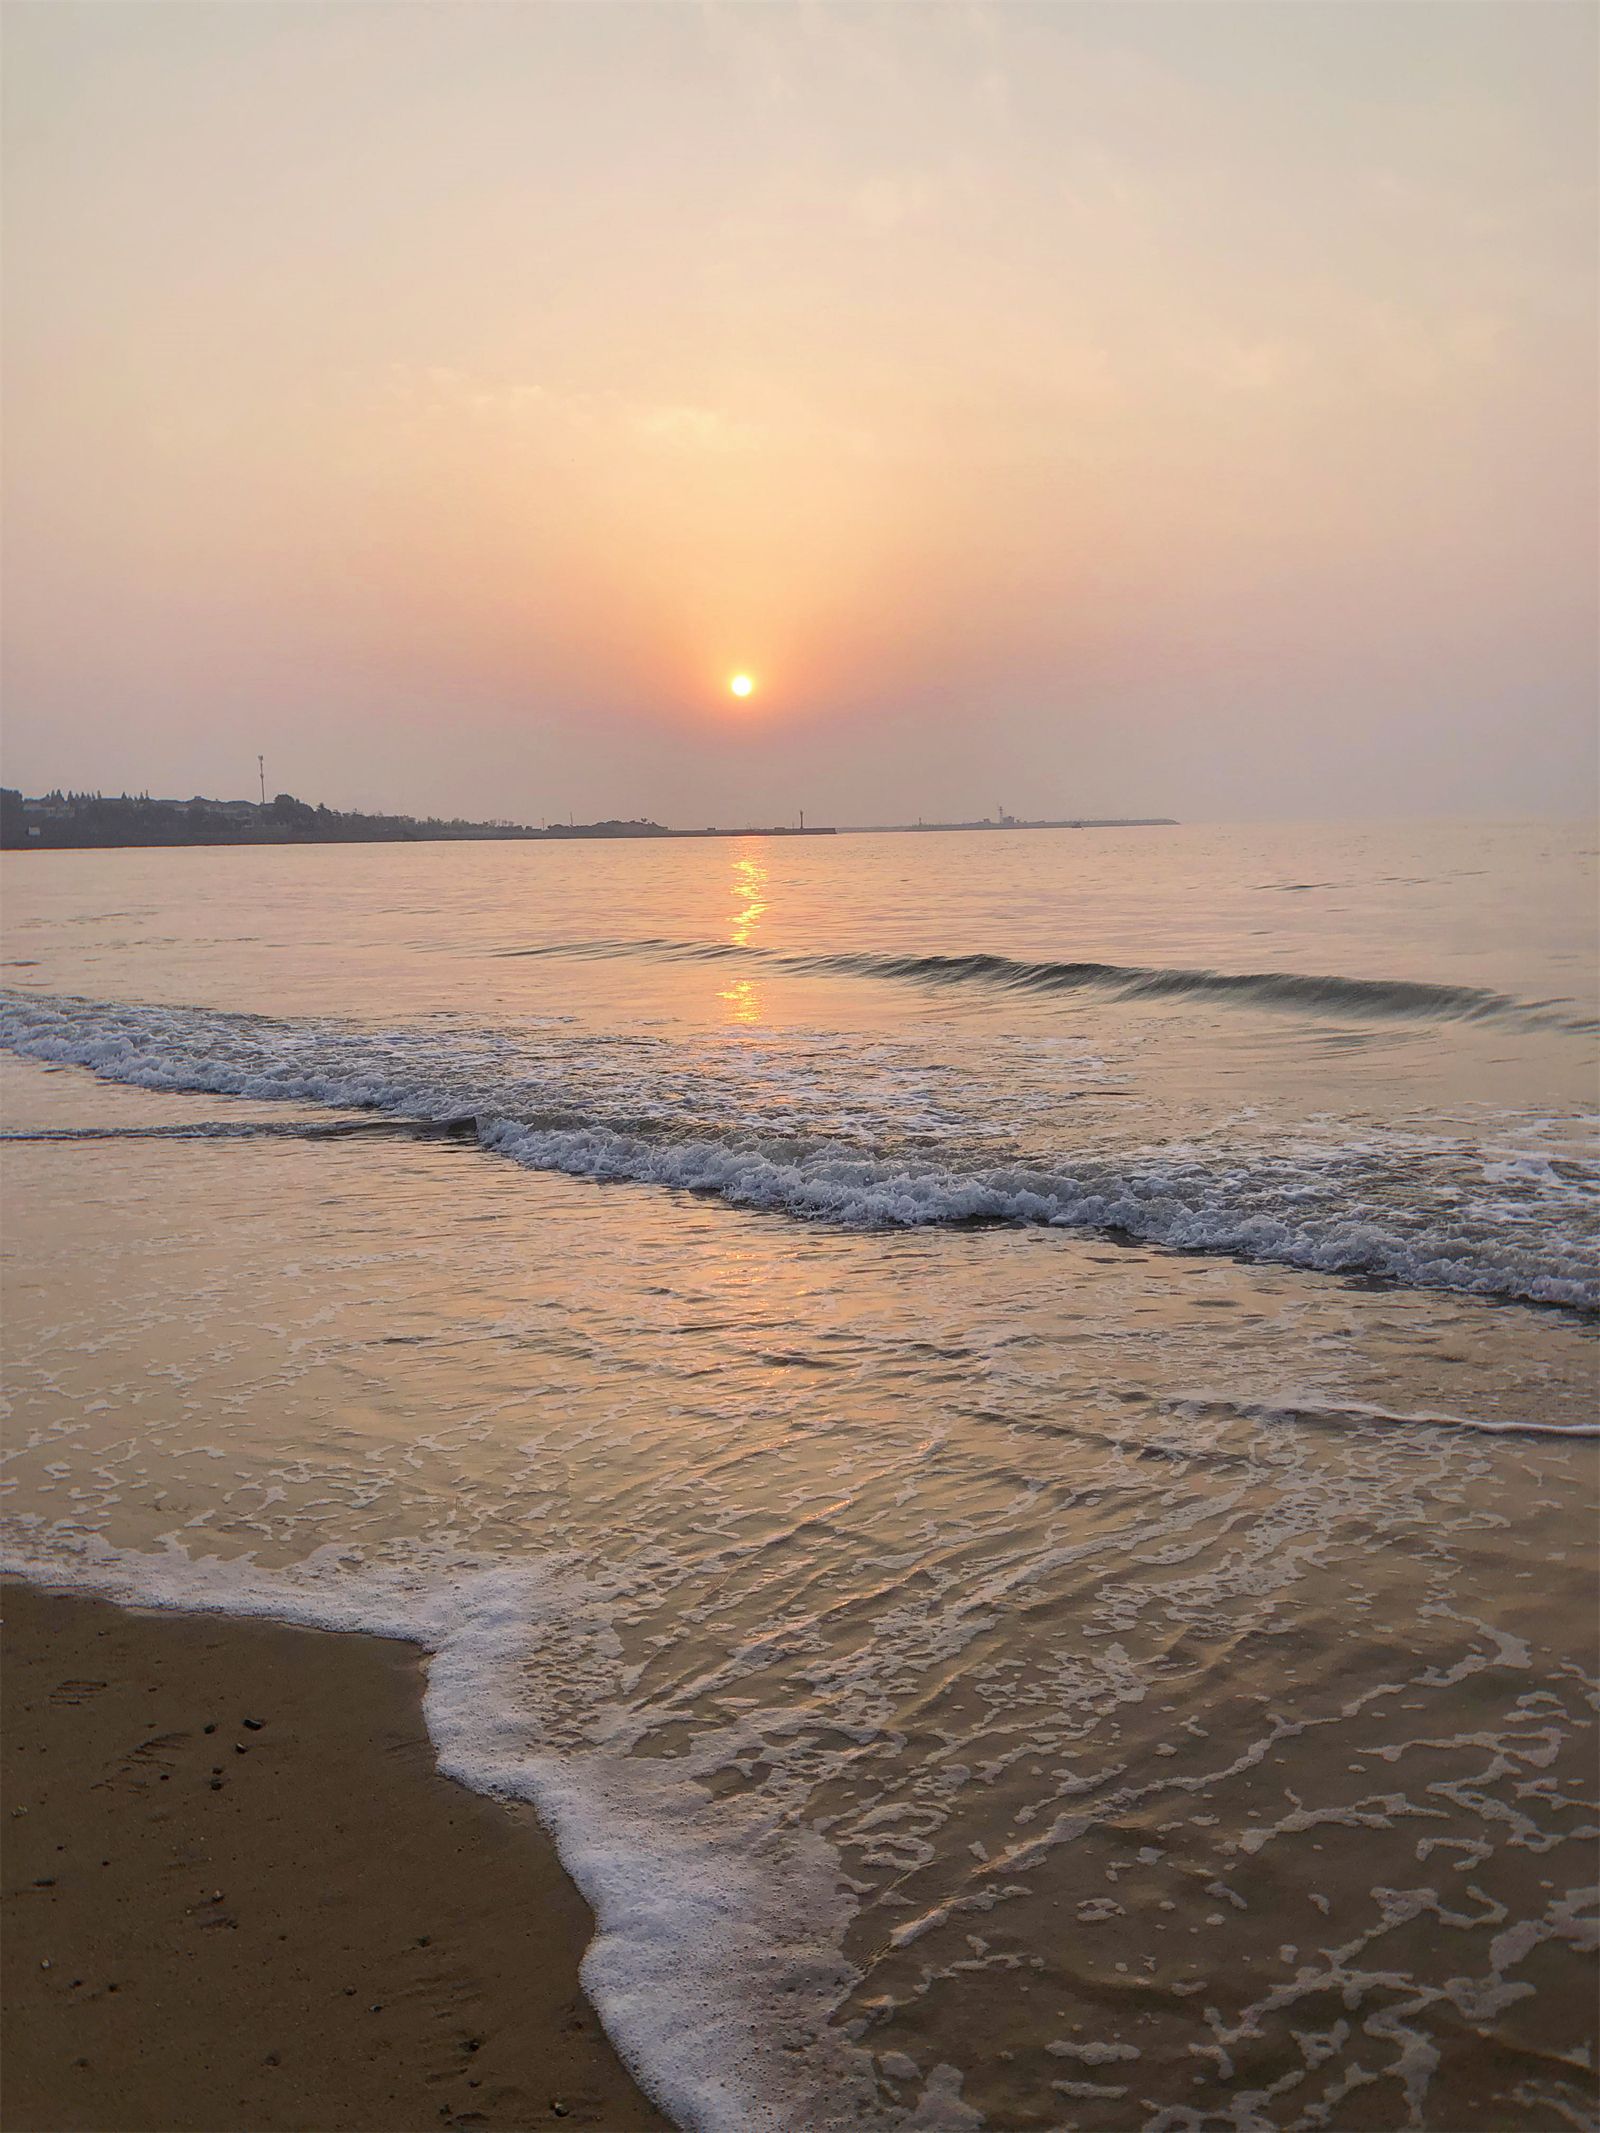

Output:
xmin=2 ymin=820 xmax=1596 ymax=2132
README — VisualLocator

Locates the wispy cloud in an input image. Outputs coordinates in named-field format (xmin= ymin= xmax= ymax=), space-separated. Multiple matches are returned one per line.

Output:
xmin=394 ymin=369 xmax=767 ymax=455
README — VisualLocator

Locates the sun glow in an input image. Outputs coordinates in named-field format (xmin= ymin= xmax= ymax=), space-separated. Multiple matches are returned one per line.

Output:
xmin=729 ymin=673 xmax=754 ymax=698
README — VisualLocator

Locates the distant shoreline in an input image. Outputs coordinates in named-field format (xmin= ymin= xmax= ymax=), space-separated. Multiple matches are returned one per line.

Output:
xmin=0 ymin=788 xmax=840 ymax=850
xmin=2 ymin=825 xmax=840 ymax=851
xmin=3 ymin=787 xmax=1177 ymax=851
xmin=839 ymin=817 xmax=1177 ymax=833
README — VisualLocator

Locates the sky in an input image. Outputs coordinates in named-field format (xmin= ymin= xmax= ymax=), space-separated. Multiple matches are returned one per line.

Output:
xmin=3 ymin=0 xmax=1595 ymax=826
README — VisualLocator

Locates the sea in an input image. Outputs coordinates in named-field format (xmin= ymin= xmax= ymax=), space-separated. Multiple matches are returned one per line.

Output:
xmin=2 ymin=818 xmax=1596 ymax=2133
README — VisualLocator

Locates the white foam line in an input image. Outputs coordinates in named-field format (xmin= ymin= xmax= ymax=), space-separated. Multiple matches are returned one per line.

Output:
xmin=4 ymin=991 xmax=1597 ymax=1311
xmin=1187 ymin=1394 xmax=1600 ymax=1442
xmin=0 ymin=1533 xmax=981 ymax=2133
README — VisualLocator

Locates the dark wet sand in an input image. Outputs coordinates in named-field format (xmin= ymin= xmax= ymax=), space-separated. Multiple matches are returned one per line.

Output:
xmin=1 ymin=1580 xmax=670 ymax=2133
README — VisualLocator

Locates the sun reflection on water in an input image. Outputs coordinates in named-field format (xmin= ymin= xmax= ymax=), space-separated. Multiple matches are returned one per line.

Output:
xmin=719 ymin=977 xmax=761 ymax=1025
xmin=720 ymin=851 xmax=769 ymax=1024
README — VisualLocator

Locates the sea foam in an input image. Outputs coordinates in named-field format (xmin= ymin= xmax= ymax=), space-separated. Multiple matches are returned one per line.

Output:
xmin=0 ymin=1529 xmax=979 ymax=2133
xmin=3 ymin=990 xmax=1595 ymax=1310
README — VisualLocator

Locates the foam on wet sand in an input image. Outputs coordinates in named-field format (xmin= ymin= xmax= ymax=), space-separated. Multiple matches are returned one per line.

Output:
xmin=0 ymin=1580 xmax=669 ymax=2133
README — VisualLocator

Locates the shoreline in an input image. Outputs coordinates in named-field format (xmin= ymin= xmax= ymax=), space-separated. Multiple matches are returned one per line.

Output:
xmin=0 ymin=1579 xmax=669 ymax=2133
xmin=1 ymin=825 xmax=839 ymax=852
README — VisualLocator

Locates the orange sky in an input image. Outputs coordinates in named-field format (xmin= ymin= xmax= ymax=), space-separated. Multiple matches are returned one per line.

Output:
xmin=3 ymin=2 xmax=1595 ymax=822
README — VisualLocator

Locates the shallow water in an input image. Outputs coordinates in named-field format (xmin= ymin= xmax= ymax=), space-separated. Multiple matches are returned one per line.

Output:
xmin=2 ymin=822 xmax=1596 ymax=2130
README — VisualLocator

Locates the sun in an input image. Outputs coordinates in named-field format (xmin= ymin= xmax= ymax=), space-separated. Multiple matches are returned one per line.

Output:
xmin=729 ymin=673 xmax=754 ymax=699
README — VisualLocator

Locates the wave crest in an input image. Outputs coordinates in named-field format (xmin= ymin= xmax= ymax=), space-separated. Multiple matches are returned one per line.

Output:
xmin=3 ymin=991 xmax=1595 ymax=1312
xmin=504 ymin=938 xmax=1595 ymax=1032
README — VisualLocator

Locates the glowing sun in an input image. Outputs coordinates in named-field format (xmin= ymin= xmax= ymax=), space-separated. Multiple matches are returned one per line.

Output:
xmin=729 ymin=673 xmax=754 ymax=699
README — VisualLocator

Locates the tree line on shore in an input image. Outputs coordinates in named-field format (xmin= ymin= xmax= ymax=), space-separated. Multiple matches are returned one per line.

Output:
xmin=0 ymin=789 xmax=673 ymax=849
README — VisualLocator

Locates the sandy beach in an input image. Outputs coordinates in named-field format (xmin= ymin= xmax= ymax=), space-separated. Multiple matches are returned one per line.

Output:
xmin=0 ymin=1580 xmax=668 ymax=2133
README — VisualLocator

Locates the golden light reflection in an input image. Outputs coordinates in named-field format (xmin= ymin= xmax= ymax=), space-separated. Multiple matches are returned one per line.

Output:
xmin=718 ymin=977 xmax=762 ymax=1026
xmin=719 ymin=851 xmax=769 ymax=1024
xmin=728 ymin=853 xmax=768 ymax=947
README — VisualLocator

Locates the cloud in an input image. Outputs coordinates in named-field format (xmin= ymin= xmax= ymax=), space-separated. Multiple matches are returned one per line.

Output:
xmin=393 ymin=367 xmax=765 ymax=455
xmin=630 ymin=402 xmax=765 ymax=453
xmin=852 ymin=172 xmax=939 ymax=234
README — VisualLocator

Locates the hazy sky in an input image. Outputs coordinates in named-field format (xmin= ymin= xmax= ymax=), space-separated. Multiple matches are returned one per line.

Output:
xmin=3 ymin=1 xmax=1595 ymax=825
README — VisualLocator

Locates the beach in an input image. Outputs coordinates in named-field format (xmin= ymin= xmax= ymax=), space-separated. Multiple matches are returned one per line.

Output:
xmin=7 ymin=0 xmax=1597 ymax=2117
xmin=2 ymin=824 xmax=1596 ymax=2131
xmin=1 ymin=1580 xmax=666 ymax=2132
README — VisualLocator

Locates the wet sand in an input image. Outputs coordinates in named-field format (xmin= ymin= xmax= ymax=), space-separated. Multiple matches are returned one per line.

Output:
xmin=0 ymin=1580 xmax=669 ymax=2133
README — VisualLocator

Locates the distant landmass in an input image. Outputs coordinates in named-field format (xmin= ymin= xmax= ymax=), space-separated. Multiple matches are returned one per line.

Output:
xmin=0 ymin=790 xmax=836 ymax=850
xmin=1 ymin=789 xmax=1177 ymax=852
xmin=841 ymin=814 xmax=1178 ymax=833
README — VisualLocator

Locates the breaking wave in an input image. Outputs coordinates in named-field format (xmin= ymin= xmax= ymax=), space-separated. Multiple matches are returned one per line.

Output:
xmin=4 ymin=990 xmax=1596 ymax=1311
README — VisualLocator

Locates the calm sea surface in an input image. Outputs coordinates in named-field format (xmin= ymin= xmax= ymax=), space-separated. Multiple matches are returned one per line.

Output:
xmin=3 ymin=821 xmax=1596 ymax=2131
